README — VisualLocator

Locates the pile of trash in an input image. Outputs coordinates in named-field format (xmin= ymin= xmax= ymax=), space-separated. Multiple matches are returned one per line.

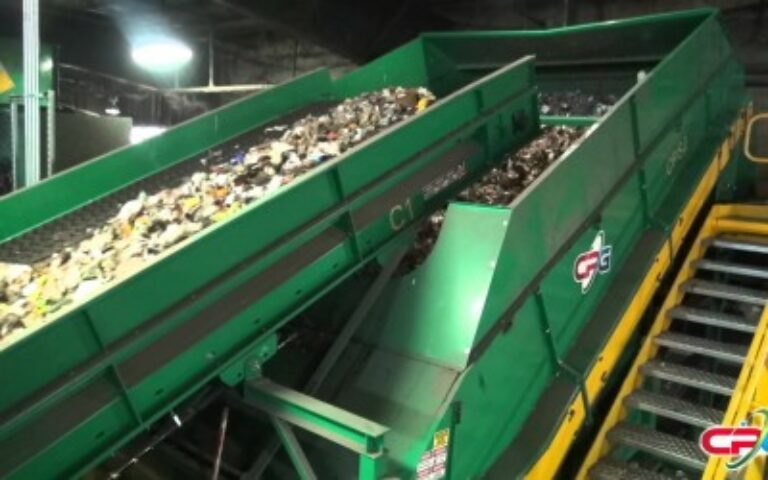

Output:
xmin=0 ymin=87 xmax=436 ymax=341
xmin=539 ymin=90 xmax=616 ymax=117
xmin=404 ymin=126 xmax=583 ymax=268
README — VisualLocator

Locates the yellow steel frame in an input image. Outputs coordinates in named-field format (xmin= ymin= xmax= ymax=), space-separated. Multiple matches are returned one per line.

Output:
xmin=702 ymin=205 xmax=768 ymax=479
xmin=744 ymin=113 xmax=768 ymax=164
xmin=525 ymin=109 xmax=749 ymax=480
xmin=572 ymin=202 xmax=766 ymax=479
xmin=575 ymin=203 xmax=768 ymax=479
xmin=575 ymin=202 xmax=768 ymax=479
xmin=573 ymin=197 xmax=717 ymax=480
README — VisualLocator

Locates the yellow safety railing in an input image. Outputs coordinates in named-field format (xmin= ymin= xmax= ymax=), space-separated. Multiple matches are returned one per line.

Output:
xmin=574 ymin=204 xmax=719 ymax=480
xmin=703 ymin=205 xmax=768 ymax=480
xmin=576 ymin=204 xmax=768 ymax=479
xmin=744 ymin=112 xmax=768 ymax=163
xmin=528 ymin=108 xmax=749 ymax=480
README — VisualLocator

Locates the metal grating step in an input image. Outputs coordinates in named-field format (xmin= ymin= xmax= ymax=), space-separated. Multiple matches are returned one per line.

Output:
xmin=654 ymin=331 xmax=747 ymax=363
xmin=709 ymin=236 xmax=768 ymax=255
xmin=607 ymin=422 xmax=708 ymax=471
xmin=641 ymin=360 xmax=735 ymax=396
xmin=590 ymin=458 xmax=675 ymax=480
xmin=695 ymin=259 xmax=768 ymax=280
xmin=682 ymin=279 xmax=768 ymax=306
xmin=669 ymin=306 xmax=757 ymax=333
xmin=624 ymin=390 xmax=723 ymax=429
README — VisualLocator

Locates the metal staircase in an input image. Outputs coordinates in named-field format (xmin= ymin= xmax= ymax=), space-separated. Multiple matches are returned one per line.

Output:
xmin=578 ymin=205 xmax=768 ymax=480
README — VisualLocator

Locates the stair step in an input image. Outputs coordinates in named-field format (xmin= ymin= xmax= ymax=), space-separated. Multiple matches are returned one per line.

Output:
xmin=709 ymin=236 xmax=768 ymax=255
xmin=668 ymin=306 xmax=757 ymax=333
xmin=696 ymin=259 xmax=768 ymax=280
xmin=590 ymin=458 xmax=675 ymax=480
xmin=682 ymin=279 xmax=768 ymax=306
xmin=654 ymin=331 xmax=747 ymax=363
xmin=607 ymin=423 xmax=708 ymax=471
xmin=641 ymin=360 xmax=735 ymax=396
xmin=624 ymin=390 xmax=723 ymax=429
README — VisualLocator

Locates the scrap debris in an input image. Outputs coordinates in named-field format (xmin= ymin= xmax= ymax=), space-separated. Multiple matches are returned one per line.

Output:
xmin=0 ymin=87 xmax=436 ymax=341
xmin=539 ymin=90 xmax=617 ymax=117
xmin=404 ymin=126 xmax=584 ymax=268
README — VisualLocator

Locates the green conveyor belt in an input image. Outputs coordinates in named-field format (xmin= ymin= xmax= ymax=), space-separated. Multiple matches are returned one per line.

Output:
xmin=0 ymin=37 xmax=539 ymax=480
xmin=0 ymin=7 xmax=753 ymax=480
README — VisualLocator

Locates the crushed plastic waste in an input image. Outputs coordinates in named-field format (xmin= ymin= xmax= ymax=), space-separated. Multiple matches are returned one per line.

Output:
xmin=0 ymin=87 xmax=436 ymax=341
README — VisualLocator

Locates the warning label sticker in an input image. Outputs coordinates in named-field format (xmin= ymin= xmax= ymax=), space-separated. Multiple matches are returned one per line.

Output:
xmin=433 ymin=428 xmax=450 ymax=449
xmin=417 ymin=447 xmax=447 ymax=480
xmin=417 ymin=429 xmax=450 ymax=480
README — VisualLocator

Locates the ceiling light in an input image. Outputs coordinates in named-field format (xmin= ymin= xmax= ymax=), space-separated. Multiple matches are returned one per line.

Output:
xmin=130 ymin=125 xmax=166 ymax=144
xmin=105 ymin=96 xmax=120 ymax=116
xmin=131 ymin=38 xmax=192 ymax=71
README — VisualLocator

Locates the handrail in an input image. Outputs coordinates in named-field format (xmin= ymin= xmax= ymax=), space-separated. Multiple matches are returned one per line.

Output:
xmin=744 ymin=113 xmax=768 ymax=163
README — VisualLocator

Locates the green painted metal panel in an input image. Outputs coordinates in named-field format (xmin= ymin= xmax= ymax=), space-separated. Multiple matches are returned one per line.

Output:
xmin=305 ymin=8 xmax=748 ymax=479
xmin=360 ymin=205 xmax=512 ymax=369
xmin=0 ymin=38 xmax=53 ymax=104
xmin=0 ymin=70 xmax=333 ymax=241
xmin=333 ymin=39 xmax=430 ymax=97
xmin=474 ymin=102 xmax=636 ymax=345
xmin=420 ymin=8 xmax=711 ymax=68
xmin=0 ymin=7 xmax=750 ymax=479
xmin=0 ymin=37 xmax=539 ymax=480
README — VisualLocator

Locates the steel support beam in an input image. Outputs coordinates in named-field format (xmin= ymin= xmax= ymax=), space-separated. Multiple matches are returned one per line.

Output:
xmin=245 ymin=379 xmax=389 ymax=456
xmin=46 ymin=90 xmax=55 ymax=178
xmin=242 ymin=246 xmax=406 ymax=479
xmin=270 ymin=417 xmax=318 ymax=480
xmin=22 ymin=0 xmax=41 ymax=187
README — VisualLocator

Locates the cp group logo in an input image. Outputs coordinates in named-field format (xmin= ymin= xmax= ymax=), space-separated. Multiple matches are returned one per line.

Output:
xmin=573 ymin=230 xmax=612 ymax=294
xmin=700 ymin=408 xmax=768 ymax=471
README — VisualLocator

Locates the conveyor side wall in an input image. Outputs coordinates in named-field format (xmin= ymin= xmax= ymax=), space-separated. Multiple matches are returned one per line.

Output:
xmin=465 ymin=12 xmax=747 ymax=478
xmin=0 ymin=44 xmax=540 ymax=479
xmin=311 ymin=9 xmax=749 ymax=479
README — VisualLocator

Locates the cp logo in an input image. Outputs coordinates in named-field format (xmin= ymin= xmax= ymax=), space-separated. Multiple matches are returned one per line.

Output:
xmin=699 ymin=408 xmax=768 ymax=471
xmin=700 ymin=427 xmax=762 ymax=456
xmin=573 ymin=230 xmax=612 ymax=294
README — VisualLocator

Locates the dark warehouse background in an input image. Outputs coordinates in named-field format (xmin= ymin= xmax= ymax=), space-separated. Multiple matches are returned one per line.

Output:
xmin=0 ymin=0 xmax=766 ymax=127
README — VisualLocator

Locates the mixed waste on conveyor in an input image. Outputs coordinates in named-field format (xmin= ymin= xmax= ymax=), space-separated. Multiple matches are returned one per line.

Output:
xmin=0 ymin=88 xmax=614 ymax=340
xmin=403 ymin=125 xmax=584 ymax=268
xmin=0 ymin=87 xmax=436 ymax=340
xmin=539 ymin=90 xmax=617 ymax=117
xmin=401 ymin=90 xmax=614 ymax=267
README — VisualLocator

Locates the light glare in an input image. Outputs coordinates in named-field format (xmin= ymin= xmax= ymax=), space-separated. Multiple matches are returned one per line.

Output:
xmin=131 ymin=39 xmax=192 ymax=71
xmin=130 ymin=126 xmax=166 ymax=144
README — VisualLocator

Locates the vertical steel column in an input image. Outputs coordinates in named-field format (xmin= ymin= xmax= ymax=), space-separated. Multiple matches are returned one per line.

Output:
xmin=208 ymin=30 xmax=215 ymax=88
xmin=23 ymin=0 xmax=41 ymax=187
xmin=46 ymin=90 xmax=55 ymax=178
xmin=10 ymin=98 xmax=20 ymax=190
xmin=270 ymin=417 xmax=318 ymax=480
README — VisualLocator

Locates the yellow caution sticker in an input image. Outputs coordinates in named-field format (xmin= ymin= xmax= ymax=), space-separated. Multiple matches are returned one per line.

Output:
xmin=0 ymin=61 xmax=14 ymax=94
xmin=433 ymin=428 xmax=450 ymax=449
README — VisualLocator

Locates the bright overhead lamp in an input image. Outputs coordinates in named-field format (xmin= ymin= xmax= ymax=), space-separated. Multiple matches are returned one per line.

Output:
xmin=40 ymin=57 xmax=53 ymax=72
xmin=131 ymin=38 xmax=193 ymax=71
xmin=105 ymin=96 xmax=120 ymax=116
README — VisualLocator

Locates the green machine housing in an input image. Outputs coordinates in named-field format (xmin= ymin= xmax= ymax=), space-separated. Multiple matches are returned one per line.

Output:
xmin=0 ymin=8 xmax=751 ymax=479
xmin=0 ymin=38 xmax=55 ymax=190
